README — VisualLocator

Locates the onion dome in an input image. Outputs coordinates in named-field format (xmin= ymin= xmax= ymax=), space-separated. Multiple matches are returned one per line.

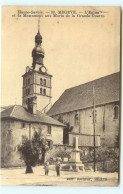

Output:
xmin=32 ymin=46 xmax=45 ymax=56
xmin=32 ymin=19 xmax=45 ymax=65
xmin=35 ymin=31 xmax=42 ymax=44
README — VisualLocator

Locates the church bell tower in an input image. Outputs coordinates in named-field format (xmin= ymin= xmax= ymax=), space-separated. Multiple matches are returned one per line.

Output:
xmin=22 ymin=19 xmax=52 ymax=114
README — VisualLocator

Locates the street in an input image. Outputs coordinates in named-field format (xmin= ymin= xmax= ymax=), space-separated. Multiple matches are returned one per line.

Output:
xmin=0 ymin=166 xmax=118 ymax=186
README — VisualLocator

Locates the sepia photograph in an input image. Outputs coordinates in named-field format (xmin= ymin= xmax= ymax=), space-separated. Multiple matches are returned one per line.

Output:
xmin=0 ymin=6 xmax=121 ymax=186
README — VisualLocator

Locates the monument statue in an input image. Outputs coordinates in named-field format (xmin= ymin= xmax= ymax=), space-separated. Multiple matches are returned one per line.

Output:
xmin=62 ymin=136 xmax=85 ymax=172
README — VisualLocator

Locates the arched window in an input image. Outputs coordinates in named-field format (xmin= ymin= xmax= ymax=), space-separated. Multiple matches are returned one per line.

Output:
xmin=43 ymin=89 xmax=46 ymax=95
xmin=40 ymin=88 xmax=42 ymax=94
xmin=75 ymin=113 xmax=79 ymax=125
xmin=28 ymin=88 xmax=30 ymax=95
xmin=44 ymin=79 xmax=46 ymax=86
xmin=114 ymin=105 xmax=119 ymax=119
xmin=40 ymin=78 xmax=42 ymax=85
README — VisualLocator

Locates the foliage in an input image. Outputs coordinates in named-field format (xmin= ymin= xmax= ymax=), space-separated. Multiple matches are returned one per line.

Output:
xmin=32 ymin=130 xmax=49 ymax=164
xmin=58 ymin=116 xmax=73 ymax=144
xmin=18 ymin=139 xmax=37 ymax=166
xmin=18 ymin=130 xmax=49 ymax=166
xmin=80 ymin=146 xmax=119 ymax=172
xmin=96 ymin=146 xmax=119 ymax=161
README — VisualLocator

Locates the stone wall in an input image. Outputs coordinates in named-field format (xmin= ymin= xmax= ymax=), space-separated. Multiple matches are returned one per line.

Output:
xmin=52 ymin=102 xmax=120 ymax=147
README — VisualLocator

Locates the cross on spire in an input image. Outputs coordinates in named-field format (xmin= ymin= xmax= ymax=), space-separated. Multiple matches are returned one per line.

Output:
xmin=38 ymin=17 xmax=40 ymax=33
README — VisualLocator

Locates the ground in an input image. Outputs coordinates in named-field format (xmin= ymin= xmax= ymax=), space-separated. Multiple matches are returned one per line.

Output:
xmin=0 ymin=165 xmax=118 ymax=186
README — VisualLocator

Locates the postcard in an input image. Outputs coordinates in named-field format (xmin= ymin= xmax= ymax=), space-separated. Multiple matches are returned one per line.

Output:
xmin=0 ymin=6 xmax=121 ymax=186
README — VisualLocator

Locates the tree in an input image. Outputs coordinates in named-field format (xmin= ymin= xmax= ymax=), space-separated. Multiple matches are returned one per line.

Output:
xmin=18 ymin=130 xmax=49 ymax=173
xmin=32 ymin=130 xmax=49 ymax=164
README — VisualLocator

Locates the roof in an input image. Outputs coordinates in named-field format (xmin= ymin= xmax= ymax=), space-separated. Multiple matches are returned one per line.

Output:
xmin=1 ymin=105 xmax=65 ymax=127
xmin=0 ymin=105 xmax=13 ymax=112
xmin=48 ymin=72 xmax=120 ymax=116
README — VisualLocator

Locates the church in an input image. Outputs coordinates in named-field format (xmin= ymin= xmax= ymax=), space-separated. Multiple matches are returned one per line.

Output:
xmin=48 ymin=72 xmax=120 ymax=148
xmin=1 ymin=23 xmax=65 ymax=167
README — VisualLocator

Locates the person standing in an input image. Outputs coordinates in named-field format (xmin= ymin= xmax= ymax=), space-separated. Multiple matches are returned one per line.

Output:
xmin=44 ymin=160 xmax=49 ymax=176
xmin=55 ymin=159 xmax=61 ymax=176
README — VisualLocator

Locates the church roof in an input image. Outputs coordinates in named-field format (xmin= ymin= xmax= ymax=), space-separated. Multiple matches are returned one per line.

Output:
xmin=1 ymin=105 xmax=65 ymax=127
xmin=48 ymin=72 xmax=120 ymax=116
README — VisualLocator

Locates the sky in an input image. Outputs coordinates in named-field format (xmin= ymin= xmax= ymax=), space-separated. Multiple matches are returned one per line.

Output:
xmin=0 ymin=3 xmax=123 ymax=194
xmin=1 ymin=6 xmax=120 ymax=107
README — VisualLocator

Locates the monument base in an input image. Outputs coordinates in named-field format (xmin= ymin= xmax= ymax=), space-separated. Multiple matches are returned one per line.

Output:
xmin=62 ymin=162 xmax=85 ymax=172
xmin=61 ymin=136 xmax=85 ymax=172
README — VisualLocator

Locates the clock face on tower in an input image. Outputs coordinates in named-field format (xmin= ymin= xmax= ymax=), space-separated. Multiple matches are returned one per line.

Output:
xmin=40 ymin=66 xmax=47 ymax=73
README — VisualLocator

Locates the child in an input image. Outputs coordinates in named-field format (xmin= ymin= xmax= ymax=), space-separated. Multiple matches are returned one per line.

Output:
xmin=44 ymin=160 xmax=49 ymax=175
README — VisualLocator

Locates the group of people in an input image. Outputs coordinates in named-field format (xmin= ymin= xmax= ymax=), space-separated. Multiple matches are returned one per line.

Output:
xmin=44 ymin=158 xmax=61 ymax=176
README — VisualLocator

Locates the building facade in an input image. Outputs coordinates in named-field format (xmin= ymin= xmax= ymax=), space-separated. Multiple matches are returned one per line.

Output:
xmin=48 ymin=72 xmax=120 ymax=148
xmin=1 ymin=105 xmax=64 ymax=167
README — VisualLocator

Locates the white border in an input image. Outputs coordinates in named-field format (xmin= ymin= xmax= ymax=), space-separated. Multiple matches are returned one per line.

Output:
xmin=0 ymin=1 xmax=122 ymax=194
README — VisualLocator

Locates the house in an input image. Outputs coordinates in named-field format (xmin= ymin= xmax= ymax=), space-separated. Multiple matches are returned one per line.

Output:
xmin=1 ymin=105 xmax=65 ymax=167
xmin=48 ymin=72 xmax=120 ymax=148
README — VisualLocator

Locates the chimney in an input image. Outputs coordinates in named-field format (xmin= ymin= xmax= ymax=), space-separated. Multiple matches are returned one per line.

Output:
xmin=27 ymin=96 xmax=37 ymax=114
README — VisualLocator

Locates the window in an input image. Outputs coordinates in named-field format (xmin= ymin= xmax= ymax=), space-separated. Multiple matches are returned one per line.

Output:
xmin=46 ymin=140 xmax=53 ymax=149
xmin=40 ymin=78 xmax=42 ymax=85
xmin=48 ymin=126 xmax=51 ymax=134
xmin=28 ymin=78 xmax=30 ymax=85
xmin=22 ymin=123 xmax=25 ymax=128
xmin=44 ymin=79 xmax=46 ymax=86
xmin=26 ymin=79 xmax=28 ymax=86
xmin=28 ymin=88 xmax=30 ymax=95
xmin=114 ymin=106 xmax=119 ymax=119
xmin=47 ymin=141 xmax=50 ymax=147
xmin=75 ymin=113 xmax=79 ymax=125
xmin=40 ymin=88 xmax=42 ymax=94
xmin=43 ymin=89 xmax=46 ymax=95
